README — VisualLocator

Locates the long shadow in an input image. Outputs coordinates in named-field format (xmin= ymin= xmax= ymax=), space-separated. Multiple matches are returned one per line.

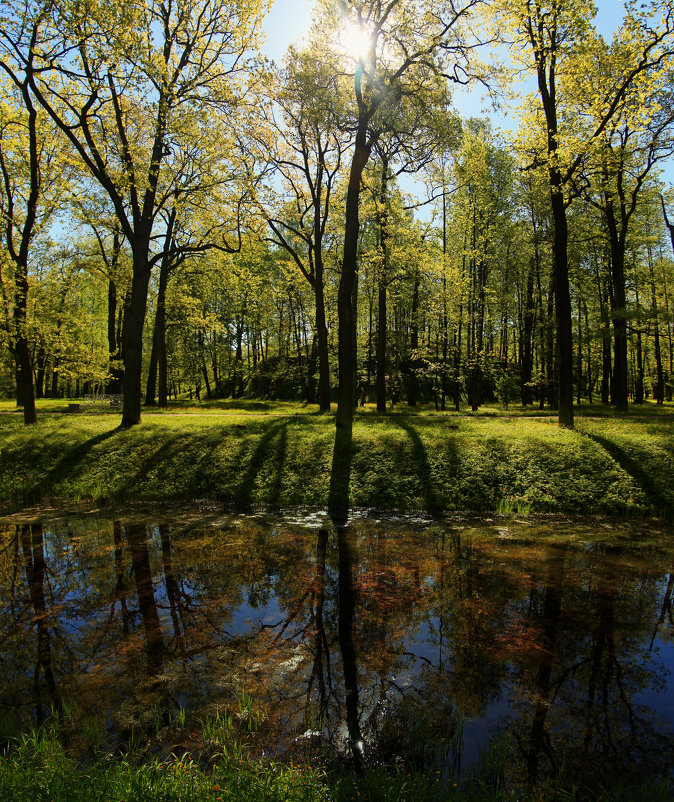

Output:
xmin=328 ymin=425 xmax=353 ymax=527
xmin=235 ymin=419 xmax=289 ymax=510
xmin=585 ymin=432 xmax=673 ymax=520
xmin=396 ymin=418 xmax=441 ymax=516
xmin=116 ymin=434 xmax=184 ymax=498
xmin=23 ymin=426 xmax=120 ymax=506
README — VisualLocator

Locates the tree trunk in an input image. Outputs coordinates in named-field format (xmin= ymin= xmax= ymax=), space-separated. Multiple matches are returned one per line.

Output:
xmin=376 ymin=160 xmax=389 ymax=413
xmin=120 ymin=248 xmax=152 ymax=428
xmin=14 ymin=338 xmax=36 ymax=424
xmin=549 ymin=189 xmax=574 ymax=426
xmin=315 ymin=271 xmax=331 ymax=411
xmin=336 ymin=132 xmax=371 ymax=433
xmin=606 ymin=210 xmax=629 ymax=412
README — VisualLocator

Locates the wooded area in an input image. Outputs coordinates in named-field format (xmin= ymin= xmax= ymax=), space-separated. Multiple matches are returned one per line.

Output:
xmin=1 ymin=0 xmax=673 ymax=430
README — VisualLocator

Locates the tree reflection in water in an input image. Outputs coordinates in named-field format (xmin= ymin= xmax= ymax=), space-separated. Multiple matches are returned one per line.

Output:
xmin=0 ymin=513 xmax=672 ymax=794
xmin=337 ymin=526 xmax=364 ymax=769
xmin=19 ymin=523 xmax=61 ymax=722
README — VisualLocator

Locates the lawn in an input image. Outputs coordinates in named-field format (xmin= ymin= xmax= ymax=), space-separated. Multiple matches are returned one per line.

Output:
xmin=1 ymin=399 xmax=672 ymax=517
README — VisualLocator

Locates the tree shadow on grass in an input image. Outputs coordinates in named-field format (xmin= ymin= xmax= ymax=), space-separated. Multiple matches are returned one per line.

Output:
xmin=328 ymin=426 xmax=353 ymax=527
xmin=395 ymin=418 xmax=442 ymax=515
xmin=235 ymin=420 xmax=289 ymax=510
xmin=116 ymin=435 xmax=185 ymax=499
xmin=23 ymin=426 xmax=120 ymax=506
xmin=585 ymin=432 xmax=673 ymax=520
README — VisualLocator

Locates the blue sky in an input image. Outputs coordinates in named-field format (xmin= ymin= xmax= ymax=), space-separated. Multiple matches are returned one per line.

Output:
xmin=261 ymin=1 xmax=673 ymax=188
xmin=262 ymin=0 xmax=625 ymax=63
xmin=260 ymin=1 xmax=630 ymax=120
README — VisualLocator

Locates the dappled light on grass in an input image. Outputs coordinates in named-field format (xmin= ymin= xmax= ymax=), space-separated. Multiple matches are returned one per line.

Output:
xmin=2 ymin=406 xmax=672 ymax=517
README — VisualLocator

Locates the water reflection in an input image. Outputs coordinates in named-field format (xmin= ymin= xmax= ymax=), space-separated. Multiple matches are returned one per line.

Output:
xmin=0 ymin=512 xmax=673 ymax=794
xmin=19 ymin=523 xmax=61 ymax=722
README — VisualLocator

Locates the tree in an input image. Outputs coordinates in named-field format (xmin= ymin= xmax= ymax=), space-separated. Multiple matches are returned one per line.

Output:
xmin=0 ymin=39 xmax=64 ymax=424
xmin=302 ymin=0 xmax=484 ymax=523
xmin=257 ymin=48 xmax=349 ymax=411
xmin=1 ymin=0 xmax=269 ymax=426
xmin=496 ymin=0 xmax=674 ymax=426
xmin=577 ymin=22 xmax=674 ymax=410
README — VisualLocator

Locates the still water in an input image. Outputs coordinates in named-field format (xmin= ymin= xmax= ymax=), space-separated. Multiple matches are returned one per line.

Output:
xmin=1 ymin=507 xmax=673 ymax=792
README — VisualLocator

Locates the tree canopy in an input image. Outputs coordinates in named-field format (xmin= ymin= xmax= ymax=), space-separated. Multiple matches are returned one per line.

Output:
xmin=0 ymin=0 xmax=673 ymax=429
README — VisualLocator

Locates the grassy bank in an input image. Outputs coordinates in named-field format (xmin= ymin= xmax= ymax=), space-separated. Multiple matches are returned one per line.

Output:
xmin=1 ymin=722 xmax=670 ymax=802
xmin=0 ymin=400 xmax=672 ymax=517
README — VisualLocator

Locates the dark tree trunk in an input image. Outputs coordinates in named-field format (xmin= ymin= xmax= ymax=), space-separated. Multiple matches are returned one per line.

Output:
xmin=526 ymin=551 xmax=566 ymax=783
xmin=337 ymin=527 xmax=364 ymax=767
xmin=127 ymin=523 xmax=164 ymax=676
xmin=14 ymin=338 xmax=36 ymax=424
xmin=336 ymin=133 xmax=371 ymax=434
xmin=606 ymin=208 xmax=629 ymax=412
xmin=120 ymin=246 xmax=152 ymax=428
xmin=407 ymin=269 xmax=420 ymax=406
xmin=521 ymin=260 xmax=536 ymax=406
xmin=549 ymin=190 xmax=574 ymax=426
xmin=21 ymin=523 xmax=61 ymax=719
xmin=375 ymin=160 xmax=389 ymax=413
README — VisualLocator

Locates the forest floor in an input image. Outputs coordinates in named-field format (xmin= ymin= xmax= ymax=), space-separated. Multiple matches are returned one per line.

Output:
xmin=1 ymin=398 xmax=672 ymax=518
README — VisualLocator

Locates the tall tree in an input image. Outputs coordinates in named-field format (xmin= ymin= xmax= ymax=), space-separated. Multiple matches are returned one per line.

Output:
xmin=306 ymin=0 xmax=484 ymax=522
xmin=0 ymin=0 xmax=268 ymax=426
xmin=497 ymin=0 xmax=674 ymax=426
xmin=257 ymin=48 xmax=349 ymax=411
xmin=578 ymin=23 xmax=674 ymax=411
xmin=0 ymin=48 xmax=64 ymax=424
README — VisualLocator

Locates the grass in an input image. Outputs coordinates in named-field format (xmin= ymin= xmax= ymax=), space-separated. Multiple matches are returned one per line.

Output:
xmin=0 ymin=399 xmax=673 ymax=517
xmin=1 ymin=719 xmax=671 ymax=802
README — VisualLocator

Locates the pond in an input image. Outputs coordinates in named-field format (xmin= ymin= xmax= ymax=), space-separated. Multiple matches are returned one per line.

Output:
xmin=1 ymin=506 xmax=673 ymax=794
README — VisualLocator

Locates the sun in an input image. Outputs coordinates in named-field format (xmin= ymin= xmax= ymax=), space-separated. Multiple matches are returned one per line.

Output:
xmin=338 ymin=21 xmax=373 ymax=64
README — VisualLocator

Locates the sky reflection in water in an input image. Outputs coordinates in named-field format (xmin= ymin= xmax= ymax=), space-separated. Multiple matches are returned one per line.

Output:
xmin=1 ymin=510 xmax=673 ymax=792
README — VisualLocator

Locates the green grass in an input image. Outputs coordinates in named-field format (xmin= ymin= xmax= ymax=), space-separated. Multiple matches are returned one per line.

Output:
xmin=1 ymin=721 xmax=670 ymax=802
xmin=0 ymin=400 xmax=672 ymax=517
